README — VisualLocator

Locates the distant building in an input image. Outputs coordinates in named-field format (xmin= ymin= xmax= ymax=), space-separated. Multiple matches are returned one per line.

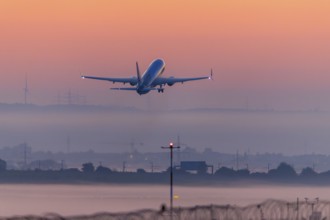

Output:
xmin=175 ymin=161 xmax=213 ymax=174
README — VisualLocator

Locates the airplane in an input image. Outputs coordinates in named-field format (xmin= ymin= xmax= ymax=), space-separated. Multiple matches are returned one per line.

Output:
xmin=81 ymin=58 xmax=212 ymax=95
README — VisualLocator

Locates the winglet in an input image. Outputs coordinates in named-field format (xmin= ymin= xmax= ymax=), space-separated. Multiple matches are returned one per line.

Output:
xmin=136 ymin=62 xmax=141 ymax=85
xmin=209 ymin=69 xmax=213 ymax=80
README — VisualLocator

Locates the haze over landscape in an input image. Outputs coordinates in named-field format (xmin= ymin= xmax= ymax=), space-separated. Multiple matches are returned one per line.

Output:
xmin=1 ymin=106 xmax=330 ymax=155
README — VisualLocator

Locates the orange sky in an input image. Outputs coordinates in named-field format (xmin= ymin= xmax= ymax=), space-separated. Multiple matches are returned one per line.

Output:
xmin=0 ymin=0 xmax=330 ymax=109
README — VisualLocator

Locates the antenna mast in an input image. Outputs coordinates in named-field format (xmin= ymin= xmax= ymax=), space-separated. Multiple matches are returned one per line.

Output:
xmin=24 ymin=74 xmax=29 ymax=104
xmin=177 ymin=135 xmax=181 ymax=164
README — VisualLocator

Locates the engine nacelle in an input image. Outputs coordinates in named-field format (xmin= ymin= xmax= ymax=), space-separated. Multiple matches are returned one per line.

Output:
xmin=130 ymin=77 xmax=137 ymax=86
xmin=167 ymin=77 xmax=175 ymax=86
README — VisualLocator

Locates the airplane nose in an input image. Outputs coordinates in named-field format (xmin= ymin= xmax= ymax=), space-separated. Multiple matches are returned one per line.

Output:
xmin=156 ymin=58 xmax=165 ymax=66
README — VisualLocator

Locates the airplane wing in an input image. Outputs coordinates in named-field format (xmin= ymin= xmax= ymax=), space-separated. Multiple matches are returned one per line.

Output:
xmin=81 ymin=76 xmax=138 ymax=85
xmin=153 ymin=69 xmax=213 ymax=86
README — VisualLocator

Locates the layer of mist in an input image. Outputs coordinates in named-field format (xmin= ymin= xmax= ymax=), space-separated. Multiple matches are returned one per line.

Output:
xmin=0 ymin=104 xmax=330 ymax=155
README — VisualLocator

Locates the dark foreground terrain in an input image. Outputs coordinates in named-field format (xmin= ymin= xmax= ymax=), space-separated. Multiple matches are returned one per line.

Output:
xmin=1 ymin=199 xmax=327 ymax=220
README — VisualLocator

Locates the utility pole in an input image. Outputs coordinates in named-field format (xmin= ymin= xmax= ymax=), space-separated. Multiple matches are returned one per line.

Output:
xmin=236 ymin=150 xmax=239 ymax=171
xmin=66 ymin=135 xmax=71 ymax=154
xmin=122 ymin=161 xmax=126 ymax=172
xmin=68 ymin=90 xmax=72 ymax=105
xmin=150 ymin=161 xmax=154 ymax=173
xmin=161 ymin=142 xmax=180 ymax=218
xmin=246 ymin=96 xmax=249 ymax=111
xmin=23 ymin=142 xmax=28 ymax=169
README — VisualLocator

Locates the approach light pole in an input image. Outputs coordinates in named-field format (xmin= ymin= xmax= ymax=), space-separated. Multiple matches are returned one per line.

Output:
xmin=161 ymin=142 xmax=180 ymax=215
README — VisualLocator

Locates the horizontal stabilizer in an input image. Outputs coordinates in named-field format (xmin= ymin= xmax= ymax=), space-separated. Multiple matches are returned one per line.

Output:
xmin=110 ymin=88 xmax=137 ymax=91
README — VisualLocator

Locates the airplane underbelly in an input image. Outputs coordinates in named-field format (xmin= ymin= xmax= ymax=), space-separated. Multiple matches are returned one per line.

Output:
xmin=137 ymin=87 xmax=151 ymax=95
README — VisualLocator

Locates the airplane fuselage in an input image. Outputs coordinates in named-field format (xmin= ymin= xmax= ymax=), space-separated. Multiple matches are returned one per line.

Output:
xmin=137 ymin=59 xmax=165 ymax=94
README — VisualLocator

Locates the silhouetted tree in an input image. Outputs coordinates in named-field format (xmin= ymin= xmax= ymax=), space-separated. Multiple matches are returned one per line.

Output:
xmin=166 ymin=167 xmax=189 ymax=175
xmin=236 ymin=169 xmax=250 ymax=177
xmin=82 ymin=162 xmax=95 ymax=173
xmin=137 ymin=168 xmax=146 ymax=174
xmin=319 ymin=170 xmax=330 ymax=178
xmin=215 ymin=167 xmax=236 ymax=177
xmin=268 ymin=162 xmax=297 ymax=178
xmin=215 ymin=167 xmax=250 ymax=178
xmin=300 ymin=167 xmax=317 ymax=177
xmin=64 ymin=168 xmax=80 ymax=173
xmin=95 ymin=165 xmax=112 ymax=173
xmin=0 ymin=158 xmax=6 ymax=171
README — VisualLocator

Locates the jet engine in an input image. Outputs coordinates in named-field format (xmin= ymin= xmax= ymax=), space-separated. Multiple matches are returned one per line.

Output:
xmin=167 ymin=77 xmax=175 ymax=86
xmin=130 ymin=77 xmax=138 ymax=86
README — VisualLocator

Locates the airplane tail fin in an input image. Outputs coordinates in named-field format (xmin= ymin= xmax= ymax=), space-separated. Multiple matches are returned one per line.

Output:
xmin=136 ymin=62 xmax=141 ymax=85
